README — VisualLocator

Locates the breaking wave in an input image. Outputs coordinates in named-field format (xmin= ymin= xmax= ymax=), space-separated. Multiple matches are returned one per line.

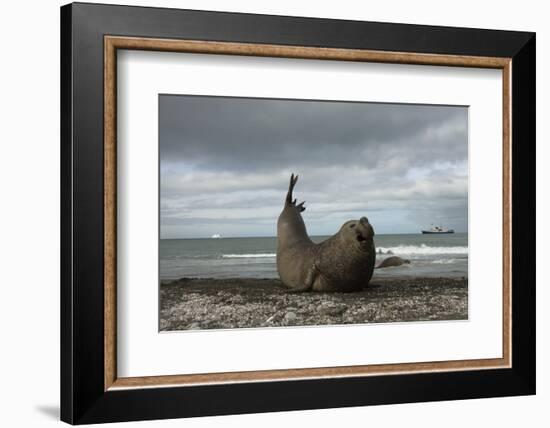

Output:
xmin=377 ymin=245 xmax=468 ymax=255
xmin=222 ymin=253 xmax=276 ymax=259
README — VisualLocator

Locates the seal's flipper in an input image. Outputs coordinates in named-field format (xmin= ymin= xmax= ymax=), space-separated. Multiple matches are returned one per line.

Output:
xmin=286 ymin=174 xmax=299 ymax=206
xmin=286 ymin=265 xmax=316 ymax=293
xmin=284 ymin=174 xmax=307 ymax=212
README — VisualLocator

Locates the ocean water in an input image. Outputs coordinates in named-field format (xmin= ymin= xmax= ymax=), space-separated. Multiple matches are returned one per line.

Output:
xmin=160 ymin=233 xmax=468 ymax=280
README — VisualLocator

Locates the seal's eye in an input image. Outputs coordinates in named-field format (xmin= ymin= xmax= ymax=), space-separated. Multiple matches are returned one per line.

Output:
xmin=349 ymin=224 xmax=355 ymax=228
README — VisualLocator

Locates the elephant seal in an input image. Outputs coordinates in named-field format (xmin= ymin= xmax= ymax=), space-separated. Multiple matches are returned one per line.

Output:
xmin=276 ymin=174 xmax=376 ymax=292
xmin=375 ymin=256 xmax=411 ymax=269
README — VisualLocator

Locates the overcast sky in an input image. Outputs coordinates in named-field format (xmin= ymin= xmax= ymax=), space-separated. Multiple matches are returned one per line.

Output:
xmin=160 ymin=94 xmax=468 ymax=239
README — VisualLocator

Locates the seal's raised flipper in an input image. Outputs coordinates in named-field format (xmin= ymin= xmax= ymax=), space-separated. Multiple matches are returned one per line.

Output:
xmin=286 ymin=173 xmax=299 ymax=206
xmin=285 ymin=174 xmax=306 ymax=210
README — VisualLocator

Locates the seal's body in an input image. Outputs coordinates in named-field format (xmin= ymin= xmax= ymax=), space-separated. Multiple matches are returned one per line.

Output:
xmin=276 ymin=174 xmax=375 ymax=292
xmin=375 ymin=256 xmax=411 ymax=269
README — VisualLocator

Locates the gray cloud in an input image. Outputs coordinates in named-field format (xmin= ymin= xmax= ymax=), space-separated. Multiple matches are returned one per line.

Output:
xmin=160 ymin=95 xmax=468 ymax=238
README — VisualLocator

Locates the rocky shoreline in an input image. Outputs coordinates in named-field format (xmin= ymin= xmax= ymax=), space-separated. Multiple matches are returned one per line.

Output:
xmin=159 ymin=276 xmax=468 ymax=331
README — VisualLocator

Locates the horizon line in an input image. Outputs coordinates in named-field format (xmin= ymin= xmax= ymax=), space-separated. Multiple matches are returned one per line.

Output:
xmin=161 ymin=231 xmax=468 ymax=240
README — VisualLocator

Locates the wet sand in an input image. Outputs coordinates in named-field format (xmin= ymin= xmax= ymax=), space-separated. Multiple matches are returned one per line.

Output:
xmin=159 ymin=276 xmax=468 ymax=331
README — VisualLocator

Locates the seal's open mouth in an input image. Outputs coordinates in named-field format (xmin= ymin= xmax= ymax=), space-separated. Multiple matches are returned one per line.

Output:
xmin=355 ymin=217 xmax=374 ymax=246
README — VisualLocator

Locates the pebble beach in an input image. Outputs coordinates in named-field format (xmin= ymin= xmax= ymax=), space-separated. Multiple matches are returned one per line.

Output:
xmin=159 ymin=276 xmax=467 ymax=331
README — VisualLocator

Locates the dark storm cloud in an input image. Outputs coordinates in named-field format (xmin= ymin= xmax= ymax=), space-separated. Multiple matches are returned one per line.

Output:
xmin=159 ymin=95 xmax=468 ymax=238
xmin=160 ymin=95 xmax=467 ymax=172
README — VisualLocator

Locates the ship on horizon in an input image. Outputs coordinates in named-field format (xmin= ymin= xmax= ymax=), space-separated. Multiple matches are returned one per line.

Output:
xmin=421 ymin=225 xmax=455 ymax=234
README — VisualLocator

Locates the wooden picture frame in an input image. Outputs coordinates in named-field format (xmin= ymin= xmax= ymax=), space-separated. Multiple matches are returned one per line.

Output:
xmin=61 ymin=2 xmax=535 ymax=424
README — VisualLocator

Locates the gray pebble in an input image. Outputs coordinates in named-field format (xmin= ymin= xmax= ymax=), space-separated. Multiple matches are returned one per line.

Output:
xmin=285 ymin=311 xmax=297 ymax=321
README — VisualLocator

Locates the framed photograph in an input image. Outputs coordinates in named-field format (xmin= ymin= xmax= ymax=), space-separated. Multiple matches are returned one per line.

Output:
xmin=61 ymin=2 xmax=535 ymax=424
